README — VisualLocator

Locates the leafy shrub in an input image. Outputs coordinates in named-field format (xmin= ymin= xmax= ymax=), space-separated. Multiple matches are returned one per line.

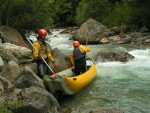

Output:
xmin=102 ymin=3 xmax=133 ymax=27
xmin=0 ymin=101 xmax=22 ymax=113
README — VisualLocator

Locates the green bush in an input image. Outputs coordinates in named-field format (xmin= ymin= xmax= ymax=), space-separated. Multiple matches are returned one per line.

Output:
xmin=75 ymin=0 xmax=111 ymax=25
xmin=0 ymin=101 xmax=22 ymax=113
xmin=102 ymin=3 xmax=133 ymax=27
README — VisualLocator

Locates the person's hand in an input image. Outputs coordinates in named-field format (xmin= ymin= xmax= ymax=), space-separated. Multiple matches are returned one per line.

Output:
xmin=38 ymin=54 xmax=43 ymax=59
xmin=52 ymin=61 xmax=56 ymax=67
xmin=70 ymin=61 xmax=73 ymax=67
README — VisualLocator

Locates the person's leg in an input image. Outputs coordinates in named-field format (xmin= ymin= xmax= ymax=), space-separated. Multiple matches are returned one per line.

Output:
xmin=81 ymin=63 xmax=86 ymax=73
xmin=81 ymin=67 xmax=86 ymax=73
xmin=36 ymin=60 xmax=43 ymax=78
xmin=44 ymin=59 xmax=51 ymax=75
xmin=43 ymin=63 xmax=50 ymax=75
xmin=75 ymin=70 xmax=80 ymax=75
xmin=38 ymin=63 xmax=45 ymax=78
xmin=75 ymin=58 xmax=86 ymax=75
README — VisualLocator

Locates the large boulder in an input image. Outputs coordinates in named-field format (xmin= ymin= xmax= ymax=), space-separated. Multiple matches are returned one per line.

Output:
xmin=0 ymin=26 xmax=28 ymax=47
xmin=74 ymin=18 xmax=108 ymax=44
xmin=11 ymin=87 xmax=60 ymax=113
xmin=0 ymin=75 xmax=14 ymax=94
xmin=51 ymin=48 xmax=69 ymax=73
xmin=1 ymin=61 xmax=20 ymax=83
xmin=15 ymin=66 xmax=44 ymax=89
xmin=2 ymin=43 xmax=32 ymax=60
xmin=0 ymin=44 xmax=18 ymax=64
xmin=93 ymin=49 xmax=135 ymax=62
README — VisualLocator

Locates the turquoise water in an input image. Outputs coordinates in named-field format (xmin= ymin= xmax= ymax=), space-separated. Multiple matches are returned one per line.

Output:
xmin=48 ymin=29 xmax=150 ymax=113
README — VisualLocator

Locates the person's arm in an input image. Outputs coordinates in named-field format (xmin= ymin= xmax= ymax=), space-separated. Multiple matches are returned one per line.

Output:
xmin=46 ymin=46 xmax=57 ymax=67
xmin=80 ymin=45 xmax=91 ymax=53
xmin=47 ymin=52 xmax=54 ymax=62
xmin=46 ymin=46 xmax=54 ymax=62
xmin=32 ymin=42 xmax=40 ymax=60
xmin=70 ymin=52 xmax=75 ymax=66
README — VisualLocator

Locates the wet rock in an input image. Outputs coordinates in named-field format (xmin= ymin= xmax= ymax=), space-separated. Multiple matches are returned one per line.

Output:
xmin=117 ymin=35 xmax=132 ymax=44
xmin=16 ymin=66 xmax=44 ymax=89
xmin=0 ymin=57 xmax=4 ymax=71
xmin=11 ymin=87 xmax=60 ymax=113
xmin=0 ymin=44 xmax=18 ymax=64
xmin=0 ymin=26 xmax=28 ymax=47
xmin=119 ymin=32 xmax=126 ymax=38
xmin=100 ymin=37 xmax=110 ymax=44
xmin=2 ymin=43 xmax=32 ymax=60
xmin=75 ymin=18 xmax=108 ymax=44
xmin=90 ymin=108 xmax=124 ymax=113
xmin=51 ymin=48 xmax=69 ymax=73
xmin=61 ymin=108 xmax=80 ymax=113
xmin=93 ymin=49 xmax=135 ymax=62
xmin=1 ymin=61 xmax=20 ymax=83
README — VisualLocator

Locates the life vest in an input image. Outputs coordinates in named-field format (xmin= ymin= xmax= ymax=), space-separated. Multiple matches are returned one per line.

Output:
xmin=37 ymin=41 xmax=48 ymax=59
xmin=73 ymin=47 xmax=86 ymax=61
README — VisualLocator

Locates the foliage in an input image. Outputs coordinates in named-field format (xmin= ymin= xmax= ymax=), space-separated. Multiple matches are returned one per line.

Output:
xmin=54 ymin=1 xmax=72 ymax=26
xmin=0 ymin=0 xmax=150 ymax=30
xmin=0 ymin=0 xmax=55 ymax=30
xmin=53 ymin=0 xmax=81 ymax=26
xmin=75 ymin=0 xmax=150 ymax=29
xmin=75 ymin=0 xmax=111 ymax=25
xmin=0 ymin=101 xmax=23 ymax=113
xmin=128 ymin=0 xmax=150 ymax=28
xmin=102 ymin=3 xmax=133 ymax=27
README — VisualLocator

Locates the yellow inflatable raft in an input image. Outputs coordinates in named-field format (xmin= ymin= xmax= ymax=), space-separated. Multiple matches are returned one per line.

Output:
xmin=43 ymin=59 xmax=97 ymax=96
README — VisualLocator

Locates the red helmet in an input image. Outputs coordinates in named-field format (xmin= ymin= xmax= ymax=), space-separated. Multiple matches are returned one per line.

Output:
xmin=73 ymin=41 xmax=80 ymax=47
xmin=38 ymin=29 xmax=48 ymax=36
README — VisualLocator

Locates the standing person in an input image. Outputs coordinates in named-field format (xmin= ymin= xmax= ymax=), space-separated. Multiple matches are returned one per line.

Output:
xmin=70 ymin=41 xmax=91 ymax=75
xmin=32 ymin=29 xmax=56 ymax=78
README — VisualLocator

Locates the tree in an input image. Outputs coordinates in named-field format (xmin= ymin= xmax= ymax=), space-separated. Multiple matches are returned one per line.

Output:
xmin=53 ymin=0 xmax=81 ymax=26
xmin=75 ymin=0 xmax=111 ymax=25
xmin=128 ymin=0 xmax=150 ymax=28
xmin=0 ymin=0 xmax=56 ymax=30
xmin=0 ymin=0 xmax=14 ymax=25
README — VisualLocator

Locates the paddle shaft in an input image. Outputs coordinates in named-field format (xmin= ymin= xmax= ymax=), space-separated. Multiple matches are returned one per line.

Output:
xmin=86 ymin=37 xmax=88 ymax=46
xmin=26 ymin=37 xmax=55 ymax=75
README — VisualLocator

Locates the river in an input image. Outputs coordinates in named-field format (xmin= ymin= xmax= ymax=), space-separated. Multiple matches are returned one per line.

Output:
xmin=32 ymin=29 xmax=150 ymax=113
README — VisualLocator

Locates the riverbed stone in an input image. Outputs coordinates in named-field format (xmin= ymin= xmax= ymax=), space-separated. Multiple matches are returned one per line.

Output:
xmin=90 ymin=108 xmax=124 ymax=113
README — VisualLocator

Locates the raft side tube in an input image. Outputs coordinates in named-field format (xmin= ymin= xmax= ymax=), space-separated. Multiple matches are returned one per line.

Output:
xmin=43 ymin=75 xmax=75 ymax=95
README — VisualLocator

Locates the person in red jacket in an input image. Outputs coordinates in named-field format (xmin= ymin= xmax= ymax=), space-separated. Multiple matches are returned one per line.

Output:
xmin=70 ymin=41 xmax=91 ymax=75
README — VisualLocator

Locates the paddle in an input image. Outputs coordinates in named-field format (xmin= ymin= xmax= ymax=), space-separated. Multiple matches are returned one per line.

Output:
xmin=85 ymin=37 xmax=92 ymax=61
xmin=26 ymin=36 xmax=57 ymax=77
xmin=86 ymin=37 xmax=88 ymax=46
